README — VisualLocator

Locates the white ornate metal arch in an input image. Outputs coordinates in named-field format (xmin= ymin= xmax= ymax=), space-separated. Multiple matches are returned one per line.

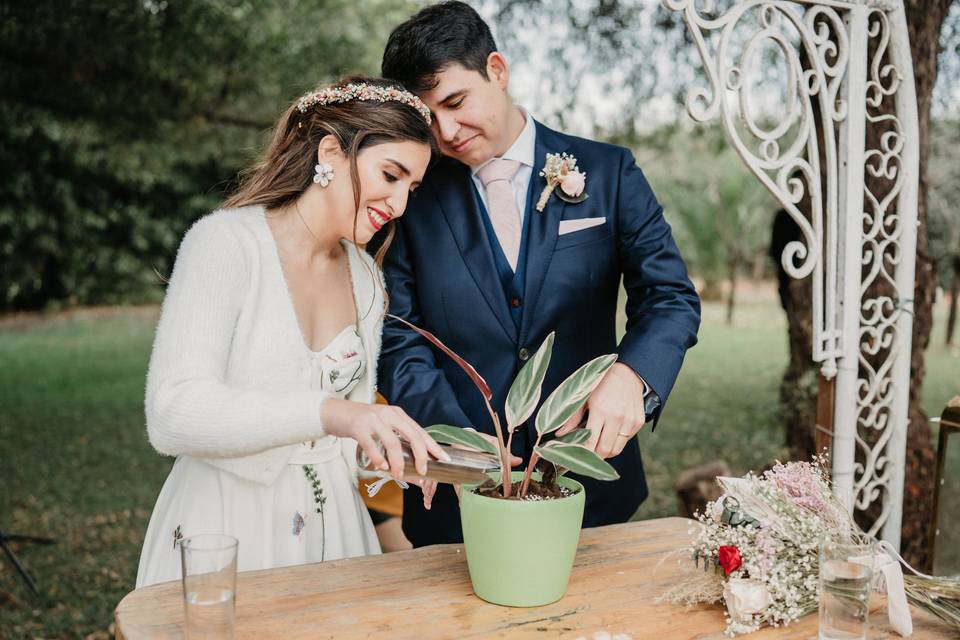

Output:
xmin=662 ymin=0 xmax=920 ymax=548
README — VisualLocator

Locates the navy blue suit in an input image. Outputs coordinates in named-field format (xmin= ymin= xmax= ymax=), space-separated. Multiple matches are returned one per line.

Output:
xmin=376 ymin=121 xmax=700 ymax=547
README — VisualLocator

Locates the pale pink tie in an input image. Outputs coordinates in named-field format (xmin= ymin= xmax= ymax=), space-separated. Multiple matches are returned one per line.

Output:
xmin=477 ymin=158 xmax=522 ymax=271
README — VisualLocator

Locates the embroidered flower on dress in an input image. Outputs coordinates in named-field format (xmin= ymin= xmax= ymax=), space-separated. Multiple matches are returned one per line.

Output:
xmin=323 ymin=357 xmax=364 ymax=394
xmin=173 ymin=525 xmax=183 ymax=549
xmin=292 ymin=512 xmax=306 ymax=537
xmin=302 ymin=465 xmax=327 ymax=560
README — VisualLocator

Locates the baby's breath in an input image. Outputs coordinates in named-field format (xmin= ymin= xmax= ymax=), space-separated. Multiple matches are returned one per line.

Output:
xmin=681 ymin=457 xmax=858 ymax=636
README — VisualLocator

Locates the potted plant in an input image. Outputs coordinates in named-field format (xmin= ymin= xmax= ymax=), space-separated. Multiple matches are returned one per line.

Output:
xmin=388 ymin=316 xmax=620 ymax=607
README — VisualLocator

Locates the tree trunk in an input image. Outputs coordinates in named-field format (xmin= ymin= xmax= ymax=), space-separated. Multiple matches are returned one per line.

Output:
xmin=891 ymin=0 xmax=948 ymax=569
xmin=726 ymin=257 xmax=738 ymax=325
xmin=781 ymin=268 xmax=818 ymax=460
xmin=780 ymin=1 xmax=949 ymax=566
xmin=947 ymin=255 xmax=959 ymax=347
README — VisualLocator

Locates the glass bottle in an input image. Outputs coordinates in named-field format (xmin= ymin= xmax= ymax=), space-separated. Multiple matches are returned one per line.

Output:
xmin=356 ymin=440 xmax=500 ymax=485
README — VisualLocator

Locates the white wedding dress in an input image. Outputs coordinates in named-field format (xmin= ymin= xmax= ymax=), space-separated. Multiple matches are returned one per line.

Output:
xmin=136 ymin=325 xmax=380 ymax=588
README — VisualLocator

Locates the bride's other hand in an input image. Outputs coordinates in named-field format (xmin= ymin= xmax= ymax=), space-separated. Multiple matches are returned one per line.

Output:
xmin=416 ymin=479 xmax=438 ymax=510
xmin=320 ymin=398 xmax=449 ymax=479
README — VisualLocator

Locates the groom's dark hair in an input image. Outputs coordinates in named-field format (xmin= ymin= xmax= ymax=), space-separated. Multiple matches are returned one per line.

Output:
xmin=381 ymin=1 xmax=497 ymax=93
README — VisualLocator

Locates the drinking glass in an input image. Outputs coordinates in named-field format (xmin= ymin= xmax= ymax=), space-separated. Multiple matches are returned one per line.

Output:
xmin=818 ymin=536 xmax=875 ymax=640
xmin=180 ymin=534 xmax=238 ymax=640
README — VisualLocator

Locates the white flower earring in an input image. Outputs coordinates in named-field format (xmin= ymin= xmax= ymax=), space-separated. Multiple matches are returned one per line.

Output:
xmin=314 ymin=162 xmax=334 ymax=187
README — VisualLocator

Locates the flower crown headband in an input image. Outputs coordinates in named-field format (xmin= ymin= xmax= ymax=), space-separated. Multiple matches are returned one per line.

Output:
xmin=296 ymin=83 xmax=432 ymax=125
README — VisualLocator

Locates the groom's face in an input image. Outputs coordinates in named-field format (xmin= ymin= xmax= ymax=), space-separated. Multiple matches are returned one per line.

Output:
xmin=418 ymin=56 xmax=515 ymax=167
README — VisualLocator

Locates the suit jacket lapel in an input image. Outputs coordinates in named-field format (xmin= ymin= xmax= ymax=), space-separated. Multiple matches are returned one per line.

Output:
xmin=521 ymin=123 xmax=570 ymax=341
xmin=431 ymin=159 xmax=518 ymax=343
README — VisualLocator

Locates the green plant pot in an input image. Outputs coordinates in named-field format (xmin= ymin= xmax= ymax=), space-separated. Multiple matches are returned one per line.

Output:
xmin=459 ymin=471 xmax=586 ymax=607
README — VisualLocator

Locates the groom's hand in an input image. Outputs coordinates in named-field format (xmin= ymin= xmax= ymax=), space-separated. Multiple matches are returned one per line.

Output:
xmin=556 ymin=362 xmax=646 ymax=459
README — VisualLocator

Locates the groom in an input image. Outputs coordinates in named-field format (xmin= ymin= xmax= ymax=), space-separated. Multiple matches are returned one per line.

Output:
xmin=377 ymin=1 xmax=701 ymax=547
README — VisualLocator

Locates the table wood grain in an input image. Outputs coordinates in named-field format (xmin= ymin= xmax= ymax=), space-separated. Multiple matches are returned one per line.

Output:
xmin=115 ymin=517 xmax=952 ymax=639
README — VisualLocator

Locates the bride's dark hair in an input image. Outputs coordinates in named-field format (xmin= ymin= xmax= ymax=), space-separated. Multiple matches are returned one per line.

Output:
xmin=223 ymin=75 xmax=434 ymax=272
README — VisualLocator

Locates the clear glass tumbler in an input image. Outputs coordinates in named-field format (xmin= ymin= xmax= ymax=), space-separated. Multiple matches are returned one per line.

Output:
xmin=180 ymin=534 xmax=238 ymax=640
xmin=818 ymin=536 xmax=875 ymax=640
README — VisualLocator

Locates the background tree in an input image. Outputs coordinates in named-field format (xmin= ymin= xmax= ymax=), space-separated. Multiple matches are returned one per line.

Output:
xmin=770 ymin=0 xmax=957 ymax=567
xmin=635 ymin=125 xmax=775 ymax=321
xmin=891 ymin=0 xmax=955 ymax=566
xmin=0 ymin=0 xmax=418 ymax=310
xmin=927 ymin=118 xmax=960 ymax=347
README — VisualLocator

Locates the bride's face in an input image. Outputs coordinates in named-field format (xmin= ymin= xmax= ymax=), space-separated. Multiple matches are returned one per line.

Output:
xmin=326 ymin=139 xmax=431 ymax=244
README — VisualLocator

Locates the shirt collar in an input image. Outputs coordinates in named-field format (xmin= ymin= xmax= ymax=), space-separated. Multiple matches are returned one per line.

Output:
xmin=471 ymin=108 xmax=536 ymax=176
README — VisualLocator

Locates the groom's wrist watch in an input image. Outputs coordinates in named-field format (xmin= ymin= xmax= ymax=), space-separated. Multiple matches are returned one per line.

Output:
xmin=631 ymin=368 xmax=661 ymax=420
xmin=643 ymin=390 xmax=661 ymax=420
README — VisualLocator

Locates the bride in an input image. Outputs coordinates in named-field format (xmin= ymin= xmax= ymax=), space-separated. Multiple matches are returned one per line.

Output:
xmin=136 ymin=77 xmax=447 ymax=587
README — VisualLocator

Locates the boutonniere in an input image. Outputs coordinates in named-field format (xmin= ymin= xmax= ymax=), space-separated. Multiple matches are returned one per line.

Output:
xmin=536 ymin=152 xmax=588 ymax=212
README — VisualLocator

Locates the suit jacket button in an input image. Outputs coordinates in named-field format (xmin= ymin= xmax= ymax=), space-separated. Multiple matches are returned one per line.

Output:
xmin=510 ymin=297 xmax=522 ymax=308
xmin=518 ymin=348 xmax=530 ymax=361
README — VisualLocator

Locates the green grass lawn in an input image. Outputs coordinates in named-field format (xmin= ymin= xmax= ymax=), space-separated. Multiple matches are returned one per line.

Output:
xmin=1 ymin=293 xmax=958 ymax=638
xmin=0 ymin=309 xmax=172 ymax=640
xmin=634 ymin=292 xmax=792 ymax=519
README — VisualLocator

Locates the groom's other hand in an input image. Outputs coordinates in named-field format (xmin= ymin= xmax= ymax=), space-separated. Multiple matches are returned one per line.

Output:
xmin=557 ymin=363 xmax=647 ymax=459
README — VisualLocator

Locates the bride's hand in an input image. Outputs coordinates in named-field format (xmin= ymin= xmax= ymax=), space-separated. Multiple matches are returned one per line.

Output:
xmin=320 ymin=398 xmax=448 ymax=479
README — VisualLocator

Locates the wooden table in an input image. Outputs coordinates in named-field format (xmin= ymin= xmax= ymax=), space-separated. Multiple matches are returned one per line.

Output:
xmin=115 ymin=517 xmax=951 ymax=639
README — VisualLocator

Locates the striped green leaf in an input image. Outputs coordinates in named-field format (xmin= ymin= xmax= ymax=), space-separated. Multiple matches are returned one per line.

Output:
xmin=425 ymin=425 xmax=498 ymax=456
xmin=505 ymin=332 xmax=555 ymax=432
xmin=535 ymin=443 xmax=620 ymax=481
xmin=552 ymin=428 xmax=591 ymax=446
xmin=534 ymin=354 xmax=618 ymax=435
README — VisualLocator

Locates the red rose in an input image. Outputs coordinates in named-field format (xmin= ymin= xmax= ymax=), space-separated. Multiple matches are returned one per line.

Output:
xmin=718 ymin=545 xmax=742 ymax=575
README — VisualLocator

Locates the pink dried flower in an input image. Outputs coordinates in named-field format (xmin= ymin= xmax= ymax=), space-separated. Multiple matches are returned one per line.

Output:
xmin=764 ymin=460 xmax=829 ymax=513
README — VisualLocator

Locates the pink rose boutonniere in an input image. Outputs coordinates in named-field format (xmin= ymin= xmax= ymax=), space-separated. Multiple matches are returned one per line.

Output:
xmin=535 ymin=152 xmax=589 ymax=212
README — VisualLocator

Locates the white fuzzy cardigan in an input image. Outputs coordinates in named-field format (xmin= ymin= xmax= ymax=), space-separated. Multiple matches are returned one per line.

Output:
xmin=145 ymin=206 xmax=383 ymax=485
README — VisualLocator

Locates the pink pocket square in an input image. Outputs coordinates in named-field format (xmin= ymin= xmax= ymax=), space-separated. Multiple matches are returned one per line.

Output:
xmin=558 ymin=217 xmax=606 ymax=235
